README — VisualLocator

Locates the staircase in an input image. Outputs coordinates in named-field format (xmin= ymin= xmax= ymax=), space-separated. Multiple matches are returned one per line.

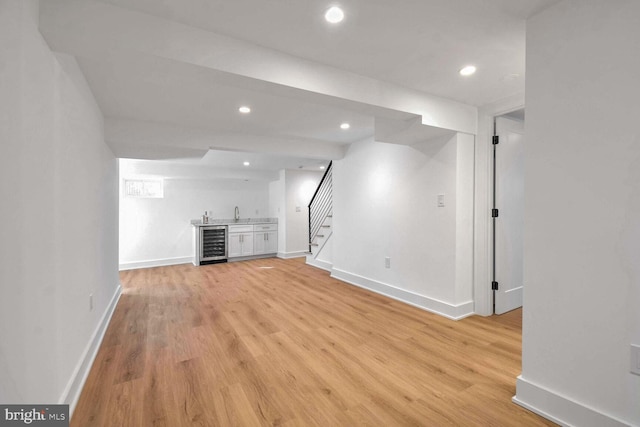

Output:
xmin=310 ymin=212 xmax=332 ymax=251
xmin=307 ymin=162 xmax=333 ymax=270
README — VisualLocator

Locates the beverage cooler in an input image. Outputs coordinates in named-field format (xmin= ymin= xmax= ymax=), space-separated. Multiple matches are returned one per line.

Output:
xmin=197 ymin=225 xmax=228 ymax=265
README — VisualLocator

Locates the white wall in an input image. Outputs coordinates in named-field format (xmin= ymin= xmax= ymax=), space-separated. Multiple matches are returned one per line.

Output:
xmin=0 ymin=0 xmax=119 ymax=408
xmin=331 ymin=135 xmax=474 ymax=319
xmin=268 ymin=169 xmax=322 ymax=258
xmin=284 ymin=170 xmax=323 ymax=256
xmin=515 ymin=1 xmax=640 ymax=425
xmin=119 ymin=160 xmax=270 ymax=268
xmin=455 ymin=133 xmax=475 ymax=303
xmin=269 ymin=170 xmax=286 ymax=254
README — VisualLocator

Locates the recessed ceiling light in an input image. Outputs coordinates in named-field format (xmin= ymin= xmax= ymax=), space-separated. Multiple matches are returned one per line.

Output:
xmin=340 ymin=122 xmax=350 ymax=130
xmin=459 ymin=65 xmax=477 ymax=76
xmin=325 ymin=6 xmax=344 ymax=24
xmin=320 ymin=165 xmax=326 ymax=170
xmin=238 ymin=106 xmax=251 ymax=114
xmin=243 ymin=161 xmax=250 ymax=166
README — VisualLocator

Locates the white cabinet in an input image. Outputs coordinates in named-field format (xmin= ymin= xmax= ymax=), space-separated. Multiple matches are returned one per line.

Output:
xmin=253 ymin=224 xmax=278 ymax=255
xmin=227 ymin=223 xmax=277 ymax=259
xmin=254 ymin=231 xmax=277 ymax=254
xmin=228 ymin=233 xmax=253 ymax=257
xmin=228 ymin=225 xmax=254 ymax=258
xmin=265 ymin=231 xmax=277 ymax=253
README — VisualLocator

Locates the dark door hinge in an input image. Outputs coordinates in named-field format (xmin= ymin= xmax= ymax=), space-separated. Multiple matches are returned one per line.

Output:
xmin=492 ymin=208 xmax=499 ymax=218
xmin=492 ymin=281 xmax=499 ymax=290
xmin=492 ymin=135 xmax=499 ymax=145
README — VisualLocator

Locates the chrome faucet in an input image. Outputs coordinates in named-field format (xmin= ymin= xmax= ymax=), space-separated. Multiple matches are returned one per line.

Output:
xmin=234 ymin=206 xmax=240 ymax=221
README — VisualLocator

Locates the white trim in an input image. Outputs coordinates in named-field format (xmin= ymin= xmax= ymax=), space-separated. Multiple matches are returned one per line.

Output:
xmin=119 ymin=256 xmax=192 ymax=270
xmin=331 ymin=268 xmax=474 ymax=321
xmin=514 ymin=376 xmax=630 ymax=427
xmin=306 ymin=257 xmax=333 ymax=272
xmin=60 ymin=283 xmax=122 ymax=417
xmin=277 ymin=251 xmax=308 ymax=259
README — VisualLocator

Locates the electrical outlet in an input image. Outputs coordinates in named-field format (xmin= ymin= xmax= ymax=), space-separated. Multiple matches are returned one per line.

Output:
xmin=89 ymin=293 xmax=94 ymax=312
xmin=631 ymin=344 xmax=640 ymax=376
xmin=437 ymin=194 xmax=445 ymax=207
xmin=385 ymin=257 xmax=391 ymax=268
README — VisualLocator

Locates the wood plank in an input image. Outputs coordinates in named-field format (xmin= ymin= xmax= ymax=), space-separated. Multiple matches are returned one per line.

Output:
xmin=71 ymin=258 xmax=556 ymax=426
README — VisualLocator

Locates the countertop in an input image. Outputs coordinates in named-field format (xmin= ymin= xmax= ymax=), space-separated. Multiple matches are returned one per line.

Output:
xmin=191 ymin=217 xmax=278 ymax=227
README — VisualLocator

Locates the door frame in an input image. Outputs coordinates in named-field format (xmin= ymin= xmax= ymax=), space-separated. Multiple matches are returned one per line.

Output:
xmin=493 ymin=115 xmax=525 ymax=314
xmin=473 ymin=93 xmax=525 ymax=316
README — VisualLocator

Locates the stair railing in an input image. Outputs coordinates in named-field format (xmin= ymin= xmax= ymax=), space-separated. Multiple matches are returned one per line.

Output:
xmin=308 ymin=161 xmax=333 ymax=252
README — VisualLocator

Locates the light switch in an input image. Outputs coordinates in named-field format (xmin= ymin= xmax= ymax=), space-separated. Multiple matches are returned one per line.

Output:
xmin=437 ymin=194 xmax=445 ymax=207
xmin=296 ymin=206 xmax=301 ymax=212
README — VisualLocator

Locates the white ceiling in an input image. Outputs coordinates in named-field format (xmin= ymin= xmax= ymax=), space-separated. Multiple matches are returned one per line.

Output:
xmin=96 ymin=0 xmax=559 ymax=106
xmin=40 ymin=0 xmax=560 ymax=180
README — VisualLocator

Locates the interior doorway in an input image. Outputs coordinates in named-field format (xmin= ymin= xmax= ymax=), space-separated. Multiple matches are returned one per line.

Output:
xmin=492 ymin=111 xmax=525 ymax=314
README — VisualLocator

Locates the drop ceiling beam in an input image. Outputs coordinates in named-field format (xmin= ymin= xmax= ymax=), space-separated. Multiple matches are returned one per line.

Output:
xmin=106 ymin=118 xmax=345 ymax=161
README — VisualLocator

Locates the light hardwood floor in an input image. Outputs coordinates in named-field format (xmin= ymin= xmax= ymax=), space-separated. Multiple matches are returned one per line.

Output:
xmin=72 ymin=258 xmax=555 ymax=426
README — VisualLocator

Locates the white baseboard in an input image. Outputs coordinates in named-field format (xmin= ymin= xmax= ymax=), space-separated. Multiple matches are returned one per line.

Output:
xmin=277 ymin=251 xmax=308 ymax=259
xmin=60 ymin=283 xmax=122 ymax=417
xmin=228 ymin=254 xmax=276 ymax=262
xmin=306 ymin=257 xmax=333 ymax=272
xmin=513 ymin=375 xmax=630 ymax=427
xmin=119 ymin=256 xmax=192 ymax=270
xmin=330 ymin=268 xmax=474 ymax=320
